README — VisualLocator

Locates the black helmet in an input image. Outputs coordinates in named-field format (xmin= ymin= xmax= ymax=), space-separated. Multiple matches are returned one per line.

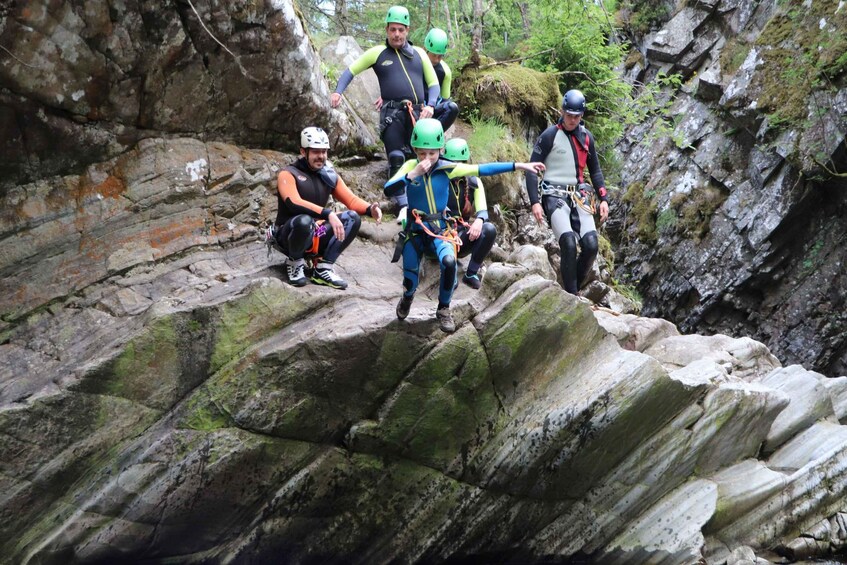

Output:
xmin=562 ymin=89 xmax=586 ymax=115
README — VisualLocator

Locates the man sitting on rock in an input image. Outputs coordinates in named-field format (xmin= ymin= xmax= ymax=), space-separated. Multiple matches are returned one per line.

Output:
xmin=267 ymin=127 xmax=382 ymax=290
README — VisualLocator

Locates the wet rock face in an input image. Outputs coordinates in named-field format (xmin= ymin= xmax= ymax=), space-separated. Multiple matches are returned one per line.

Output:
xmin=611 ymin=0 xmax=847 ymax=375
xmin=3 ymin=136 xmax=847 ymax=564
xmin=0 ymin=0 xmax=370 ymax=196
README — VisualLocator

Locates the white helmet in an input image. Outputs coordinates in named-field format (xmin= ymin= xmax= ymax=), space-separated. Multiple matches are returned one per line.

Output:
xmin=300 ymin=127 xmax=330 ymax=149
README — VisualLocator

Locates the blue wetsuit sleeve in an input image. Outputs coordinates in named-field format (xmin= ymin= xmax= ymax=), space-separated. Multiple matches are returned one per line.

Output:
xmin=335 ymin=69 xmax=355 ymax=94
xmin=477 ymin=162 xmax=516 ymax=176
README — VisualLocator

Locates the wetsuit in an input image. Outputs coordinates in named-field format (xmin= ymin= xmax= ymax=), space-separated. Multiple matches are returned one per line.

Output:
xmin=525 ymin=121 xmax=608 ymax=294
xmin=274 ymin=157 xmax=376 ymax=264
xmin=446 ymin=173 xmax=496 ymax=275
xmin=385 ymin=160 xmax=515 ymax=307
xmin=335 ymin=41 xmax=440 ymax=183
xmin=431 ymin=60 xmax=459 ymax=132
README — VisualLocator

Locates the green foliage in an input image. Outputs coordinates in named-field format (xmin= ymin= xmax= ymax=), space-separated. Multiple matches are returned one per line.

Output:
xmin=616 ymin=0 xmax=672 ymax=35
xmin=466 ymin=117 xmax=529 ymax=163
xmin=752 ymin=0 xmax=847 ymax=128
xmin=801 ymin=237 xmax=826 ymax=276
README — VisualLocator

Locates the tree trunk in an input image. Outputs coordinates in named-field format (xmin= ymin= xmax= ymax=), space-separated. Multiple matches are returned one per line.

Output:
xmin=514 ymin=1 xmax=530 ymax=39
xmin=334 ymin=0 xmax=348 ymax=35
xmin=470 ymin=0 xmax=483 ymax=67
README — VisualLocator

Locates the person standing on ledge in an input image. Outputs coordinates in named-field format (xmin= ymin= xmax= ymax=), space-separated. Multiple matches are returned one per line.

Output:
xmin=330 ymin=5 xmax=440 ymax=224
xmin=525 ymin=89 xmax=609 ymax=295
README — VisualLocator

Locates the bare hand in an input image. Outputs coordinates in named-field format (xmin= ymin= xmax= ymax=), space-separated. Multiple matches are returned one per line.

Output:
xmin=531 ymin=203 xmax=545 ymax=225
xmin=419 ymin=106 xmax=434 ymax=119
xmin=328 ymin=212 xmax=345 ymax=241
xmin=374 ymin=96 xmax=383 ymax=111
xmin=516 ymin=162 xmax=546 ymax=174
xmin=408 ymin=158 xmax=433 ymax=179
xmin=468 ymin=218 xmax=483 ymax=241
xmin=370 ymin=203 xmax=383 ymax=224
xmin=330 ymin=93 xmax=342 ymax=108
xmin=598 ymin=200 xmax=609 ymax=224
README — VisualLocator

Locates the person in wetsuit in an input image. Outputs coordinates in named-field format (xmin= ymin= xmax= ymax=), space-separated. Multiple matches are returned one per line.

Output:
xmin=330 ymin=5 xmax=440 ymax=221
xmin=442 ymin=138 xmax=495 ymax=290
xmin=423 ymin=28 xmax=459 ymax=133
xmin=385 ymin=119 xmax=544 ymax=333
xmin=268 ymin=127 xmax=382 ymax=289
xmin=525 ymin=89 xmax=610 ymax=295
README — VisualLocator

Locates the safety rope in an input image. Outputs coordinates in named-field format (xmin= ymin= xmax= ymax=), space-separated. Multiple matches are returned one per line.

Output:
xmin=411 ymin=209 xmax=463 ymax=255
xmin=405 ymin=100 xmax=417 ymax=128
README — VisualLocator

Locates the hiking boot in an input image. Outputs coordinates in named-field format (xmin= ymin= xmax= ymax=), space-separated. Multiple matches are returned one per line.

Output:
xmin=287 ymin=260 xmax=308 ymax=287
xmin=311 ymin=266 xmax=348 ymax=290
xmin=396 ymin=294 xmax=413 ymax=320
xmin=436 ymin=305 xmax=456 ymax=333
xmin=462 ymin=272 xmax=482 ymax=290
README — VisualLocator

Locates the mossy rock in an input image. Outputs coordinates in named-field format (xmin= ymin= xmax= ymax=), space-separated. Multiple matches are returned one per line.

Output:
xmin=454 ymin=64 xmax=561 ymax=139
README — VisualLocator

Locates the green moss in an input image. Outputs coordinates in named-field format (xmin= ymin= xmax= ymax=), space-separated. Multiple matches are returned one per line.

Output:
xmin=180 ymin=388 xmax=234 ymax=431
xmin=466 ymin=117 xmax=530 ymax=165
xmin=669 ymin=184 xmax=728 ymax=242
xmin=621 ymin=181 xmax=659 ymax=244
xmin=719 ymin=38 xmax=751 ymax=76
xmin=655 ymin=207 xmax=677 ymax=235
xmin=363 ymin=328 xmax=499 ymax=470
xmin=454 ymin=64 xmax=561 ymax=135
xmin=210 ymin=283 xmax=321 ymax=373
xmin=598 ymin=232 xmax=615 ymax=273
xmin=752 ymin=0 xmax=847 ymax=128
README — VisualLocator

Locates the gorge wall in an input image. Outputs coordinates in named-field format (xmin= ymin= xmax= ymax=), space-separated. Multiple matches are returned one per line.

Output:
xmin=2 ymin=0 xmax=847 ymax=564
xmin=611 ymin=0 xmax=847 ymax=376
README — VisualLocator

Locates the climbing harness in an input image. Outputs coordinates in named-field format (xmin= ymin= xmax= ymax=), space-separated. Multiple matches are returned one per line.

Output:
xmin=391 ymin=209 xmax=463 ymax=262
xmin=539 ymin=180 xmax=596 ymax=214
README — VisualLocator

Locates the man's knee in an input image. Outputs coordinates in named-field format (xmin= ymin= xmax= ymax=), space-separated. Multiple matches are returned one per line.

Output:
xmin=291 ymin=214 xmax=313 ymax=233
xmin=581 ymin=231 xmax=599 ymax=257
xmin=480 ymin=222 xmax=497 ymax=241
xmin=559 ymin=232 xmax=578 ymax=256
xmin=388 ymin=150 xmax=406 ymax=177
xmin=441 ymin=254 xmax=457 ymax=291
xmin=344 ymin=210 xmax=361 ymax=228
xmin=445 ymin=100 xmax=459 ymax=117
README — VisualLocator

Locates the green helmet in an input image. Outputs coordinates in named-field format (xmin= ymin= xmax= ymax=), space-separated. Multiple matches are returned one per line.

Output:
xmin=411 ymin=118 xmax=445 ymax=149
xmin=424 ymin=28 xmax=449 ymax=55
xmin=385 ymin=6 xmax=410 ymax=26
xmin=444 ymin=138 xmax=469 ymax=161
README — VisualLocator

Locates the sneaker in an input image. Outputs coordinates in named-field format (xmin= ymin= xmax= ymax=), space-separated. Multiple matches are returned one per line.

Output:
xmin=286 ymin=260 xmax=308 ymax=287
xmin=311 ymin=267 xmax=348 ymax=290
xmin=462 ymin=272 xmax=482 ymax=290
xmin=396 ymin=294 xmax=413 ymax=320
xmin=436 ymin=306 xmax=456 ymax=333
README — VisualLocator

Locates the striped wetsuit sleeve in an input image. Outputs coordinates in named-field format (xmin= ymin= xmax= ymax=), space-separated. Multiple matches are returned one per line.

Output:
xmin=335 ymin=46 xmax=383 ymax=94
xmin=333 ymin=176 xmax=370 ymax=215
